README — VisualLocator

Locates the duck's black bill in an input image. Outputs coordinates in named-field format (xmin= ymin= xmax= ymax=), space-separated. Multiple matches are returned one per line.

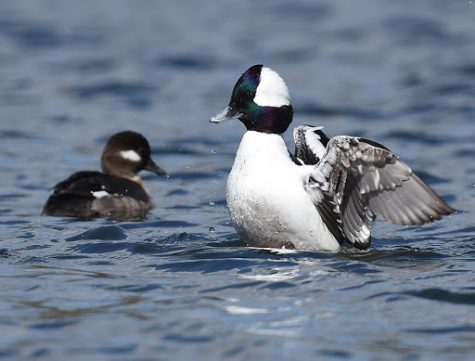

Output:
xmin=210 ymin=106 xmax=241 ymax=123
xmin=145 ymin=158 xmax=167 ymax=176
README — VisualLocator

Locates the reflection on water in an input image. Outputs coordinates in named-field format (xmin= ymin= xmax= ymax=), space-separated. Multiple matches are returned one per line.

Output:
xmin=0 ymin=0 xmax=474 ymax=360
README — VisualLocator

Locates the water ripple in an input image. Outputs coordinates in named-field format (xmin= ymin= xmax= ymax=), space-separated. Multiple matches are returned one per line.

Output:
xmin=66 ymin=81 xmax=156 ymax=109
xmin=0 ymin=130 xmax=39 ymax=140
xmin=158 ymin=55 xmax=217 ymax=70
xmin=382 ymin=130 xmax=449 ymax=145
xmin=65 ymin=225 xmax=128 ymax=242
xmin=406 ymin=325 xmax=475 ymax=334
xmin=297 ymin=102 xmax=383 ymax=120
xmin=407 ymin=288 xmax=475 ymax=305
xmin=383 ymin=16 xmax=455 ymax=45
xmin=0 ymin=19 xmax=104 ymax=48
xmin=369 ymin=288 xmax=475 ymax=305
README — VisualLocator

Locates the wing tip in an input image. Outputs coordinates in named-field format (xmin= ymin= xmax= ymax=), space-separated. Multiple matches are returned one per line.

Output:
xmin=351 ymin=236 xmax=371 ymax=250
xmin=344 ymin=224 xmax=372 ymax=250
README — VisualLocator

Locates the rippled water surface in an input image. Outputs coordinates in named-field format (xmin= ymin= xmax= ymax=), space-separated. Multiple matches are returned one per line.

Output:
xmin=1 ymin=0 xmax=474 ymax=360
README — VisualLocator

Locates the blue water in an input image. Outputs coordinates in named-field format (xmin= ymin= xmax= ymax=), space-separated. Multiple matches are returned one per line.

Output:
xmin=0 ymin=0 xmax=474 ymax=360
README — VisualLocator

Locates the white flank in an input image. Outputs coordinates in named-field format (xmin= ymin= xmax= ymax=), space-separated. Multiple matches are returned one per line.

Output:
xmin=120 ymin=150 xmax=141 ymax=162
xmin=253 ymin=67 xmax=291 ymax=107
xmin=91 ymin=190 xmax=110 ymax=199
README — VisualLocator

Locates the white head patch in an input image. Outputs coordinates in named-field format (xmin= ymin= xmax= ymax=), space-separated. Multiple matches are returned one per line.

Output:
xmin=120 ymin=150 xmax=141 ymax=162
xmin=253 ymin=67 xmax=291 ymax=107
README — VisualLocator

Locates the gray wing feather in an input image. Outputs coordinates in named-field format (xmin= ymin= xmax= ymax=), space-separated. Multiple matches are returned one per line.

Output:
xmin=305 ymin=135 xmax=453 ymax=248
xmin=366 ymin=172 xmax=452 ymax=225
xmin=340 ymin=176 xmax=375 ymax=248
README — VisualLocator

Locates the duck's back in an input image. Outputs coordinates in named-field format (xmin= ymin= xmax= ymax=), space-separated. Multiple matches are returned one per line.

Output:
xmin=43 ymin=171 xmax=153 ymax=221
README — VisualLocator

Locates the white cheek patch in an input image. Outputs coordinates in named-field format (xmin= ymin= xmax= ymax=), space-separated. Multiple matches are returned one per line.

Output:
xmin=91 ymin=190 xmax=110 ymax=199
xmin=120 ymin=150 xmax=141 ymax=162
xmin=253 ymin=67 xmax=291 ymax=107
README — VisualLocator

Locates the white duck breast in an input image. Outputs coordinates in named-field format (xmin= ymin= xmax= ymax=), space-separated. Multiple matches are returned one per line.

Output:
xmin=227 ymin=131 xmax=340 ymax=251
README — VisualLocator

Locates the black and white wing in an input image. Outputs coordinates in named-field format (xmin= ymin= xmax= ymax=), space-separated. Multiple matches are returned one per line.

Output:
xmin=293 ymin=125 xmax=454 ymax=249
xmin=293 ymin=125 xmax=329 ymax=165
xmin=293 ymin=126 xmax=346 ymax=244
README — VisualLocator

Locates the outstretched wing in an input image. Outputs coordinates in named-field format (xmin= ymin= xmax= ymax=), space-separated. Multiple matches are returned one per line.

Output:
xmin=305 ymin=134 xmax=453 ymax=248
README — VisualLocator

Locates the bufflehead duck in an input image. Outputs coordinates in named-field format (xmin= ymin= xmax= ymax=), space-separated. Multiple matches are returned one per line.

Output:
xmin=210 ymin=64 xmax=453 ymax=251
xmin=42 ymin=131 xmax=166 ymax=221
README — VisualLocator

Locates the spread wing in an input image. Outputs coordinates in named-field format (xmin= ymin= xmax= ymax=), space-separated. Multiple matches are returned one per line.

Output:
xmin=294 ymin=126 xmax=453 ymax=249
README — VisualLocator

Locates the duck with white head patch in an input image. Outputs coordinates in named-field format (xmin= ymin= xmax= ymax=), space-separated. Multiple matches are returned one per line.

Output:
xmin=43 ymin=131 xmax=167 ymax=221
xmin=211 ymin=64 xmax=453 ymax=251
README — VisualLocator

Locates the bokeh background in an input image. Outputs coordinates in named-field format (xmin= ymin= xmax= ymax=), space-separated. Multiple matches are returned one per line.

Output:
xmin=0 ymin=0 xmax=474 ymax=360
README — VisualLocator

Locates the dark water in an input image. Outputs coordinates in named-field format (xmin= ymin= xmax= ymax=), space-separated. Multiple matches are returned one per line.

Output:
xmin=0 ymin=0 xmax=474 ymax=359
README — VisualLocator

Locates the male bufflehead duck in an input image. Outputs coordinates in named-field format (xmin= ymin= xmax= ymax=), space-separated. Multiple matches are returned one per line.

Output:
xmin=43 ymin=131 xmax=166 ymax=221
xmin=211 ymin=64 xmax=453 ymax=251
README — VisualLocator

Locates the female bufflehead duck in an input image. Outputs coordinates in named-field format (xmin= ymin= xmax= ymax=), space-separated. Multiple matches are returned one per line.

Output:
xmin=211 ymin=64 xmax=453 ymax=251
xmin=43 ymin=131 xmax=166 ymax=221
